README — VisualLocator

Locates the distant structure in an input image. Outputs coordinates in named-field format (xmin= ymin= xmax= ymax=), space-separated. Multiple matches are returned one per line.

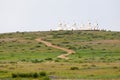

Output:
xmin=56 ymin=21 xmax=100 ymax=31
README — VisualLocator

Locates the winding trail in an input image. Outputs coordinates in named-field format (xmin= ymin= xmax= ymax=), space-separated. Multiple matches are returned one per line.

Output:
xmin=35 ymin=38 xmax=75 ymax=59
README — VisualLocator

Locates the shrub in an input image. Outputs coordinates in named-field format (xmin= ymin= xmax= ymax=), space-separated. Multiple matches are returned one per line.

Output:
xmin=67 ymin=45 xmax=76 ymax=50
xmin=70 ymin=67 xmax=79 ymax=70
xmin=33 ymin=73 xmax=38 ymax=78
xmin=21 ymin=59 xmax=27 ymax=62
xmin=31 ymin=59 xmax=44 ymax=63
xmin=48 ymin=48 xmax=52 ymax=50
xmin=113 ymin=66 xmax=118 ymax=69
xmin=89 ymin=74 xmax=94 ymax=77
xmin=91 ymin=64 xmax=96 ymax=67
xmin=11 ymin=72 xmax=48 ymax=78
xmin=36 ymin=45 xmax=41 ymax=48
xmin=38 ymin=42 xmax=42 ymax=44
xmin=18 ymin=73 xmax=27 ymax=77
xmin=39 ymin=71 xmax=47 ymax=76
xmin=54 ymin=59 xmax=60 ymax=62
xmin=12 ymin=73 xmax=17 ymax=78
xmin=62 ymin=41 xmax=69 ymax=44
xmin=45 ymin=58 xmax=53 ymax=61
xmin=9 ymin=61 xmax=17 ymax=64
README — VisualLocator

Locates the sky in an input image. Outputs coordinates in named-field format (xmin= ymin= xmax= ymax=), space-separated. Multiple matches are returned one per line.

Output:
xmin=0 ymin=0 xmax=120 ymax=33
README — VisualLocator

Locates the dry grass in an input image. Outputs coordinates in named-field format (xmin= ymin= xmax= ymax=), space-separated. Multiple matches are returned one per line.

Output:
xmin=0 ymin=62 xmax=120 ymax=79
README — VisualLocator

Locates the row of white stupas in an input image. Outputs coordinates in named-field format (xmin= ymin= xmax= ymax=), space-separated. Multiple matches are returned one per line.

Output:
xmin=56 ymin=22 xmax=99 ymax=30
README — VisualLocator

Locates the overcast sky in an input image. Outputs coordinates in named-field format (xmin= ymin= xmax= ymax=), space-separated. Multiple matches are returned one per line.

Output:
xmin=0 ymin=0 xmax=120 ymax=33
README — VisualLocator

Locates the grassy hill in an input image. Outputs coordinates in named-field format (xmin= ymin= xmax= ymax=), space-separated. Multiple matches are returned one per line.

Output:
xmin=0 ymin=30 xmax=120 ymax=79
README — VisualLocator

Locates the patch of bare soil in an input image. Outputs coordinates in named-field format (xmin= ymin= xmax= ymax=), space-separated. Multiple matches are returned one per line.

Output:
xmin=0 ymin=38 xmax=17 ymax=42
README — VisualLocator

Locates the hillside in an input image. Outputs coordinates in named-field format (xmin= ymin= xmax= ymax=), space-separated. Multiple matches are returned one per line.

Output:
xmin=0 ymin=30 xmax=120 ymax=79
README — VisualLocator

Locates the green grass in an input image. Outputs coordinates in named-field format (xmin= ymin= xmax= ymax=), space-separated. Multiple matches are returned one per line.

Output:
xmin=0 ymin=35 xmax=64 ymax=62
xmin=0 ymin=30 xmax=120 ymax=79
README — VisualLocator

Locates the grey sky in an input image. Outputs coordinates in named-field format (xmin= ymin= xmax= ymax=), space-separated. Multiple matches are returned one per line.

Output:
xmin=0 ymin=0 xmax=120 ymax=33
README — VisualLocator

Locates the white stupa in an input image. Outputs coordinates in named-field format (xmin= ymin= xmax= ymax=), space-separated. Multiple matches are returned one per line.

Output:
xmin=56 ymin=21 xmax=100 ymax=31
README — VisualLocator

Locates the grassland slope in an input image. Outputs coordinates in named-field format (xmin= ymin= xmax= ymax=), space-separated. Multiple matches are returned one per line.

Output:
xmin=0 ymin=30 xmax=120 ymax=79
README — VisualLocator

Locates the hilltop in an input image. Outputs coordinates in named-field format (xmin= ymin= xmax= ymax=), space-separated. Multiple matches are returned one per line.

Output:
xmin=0 ymin=30 xmax=120 ymax=79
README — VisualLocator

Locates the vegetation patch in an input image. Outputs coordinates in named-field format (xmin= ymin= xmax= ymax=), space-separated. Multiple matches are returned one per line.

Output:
xmin=70 ymin=67 xmax=79 ymax=70
xmin=12 ymin=72 xmax=50 ymax=79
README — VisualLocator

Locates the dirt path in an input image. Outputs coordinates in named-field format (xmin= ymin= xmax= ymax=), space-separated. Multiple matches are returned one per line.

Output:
xmin=35 ymin=38 xmax=75 ymax=59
